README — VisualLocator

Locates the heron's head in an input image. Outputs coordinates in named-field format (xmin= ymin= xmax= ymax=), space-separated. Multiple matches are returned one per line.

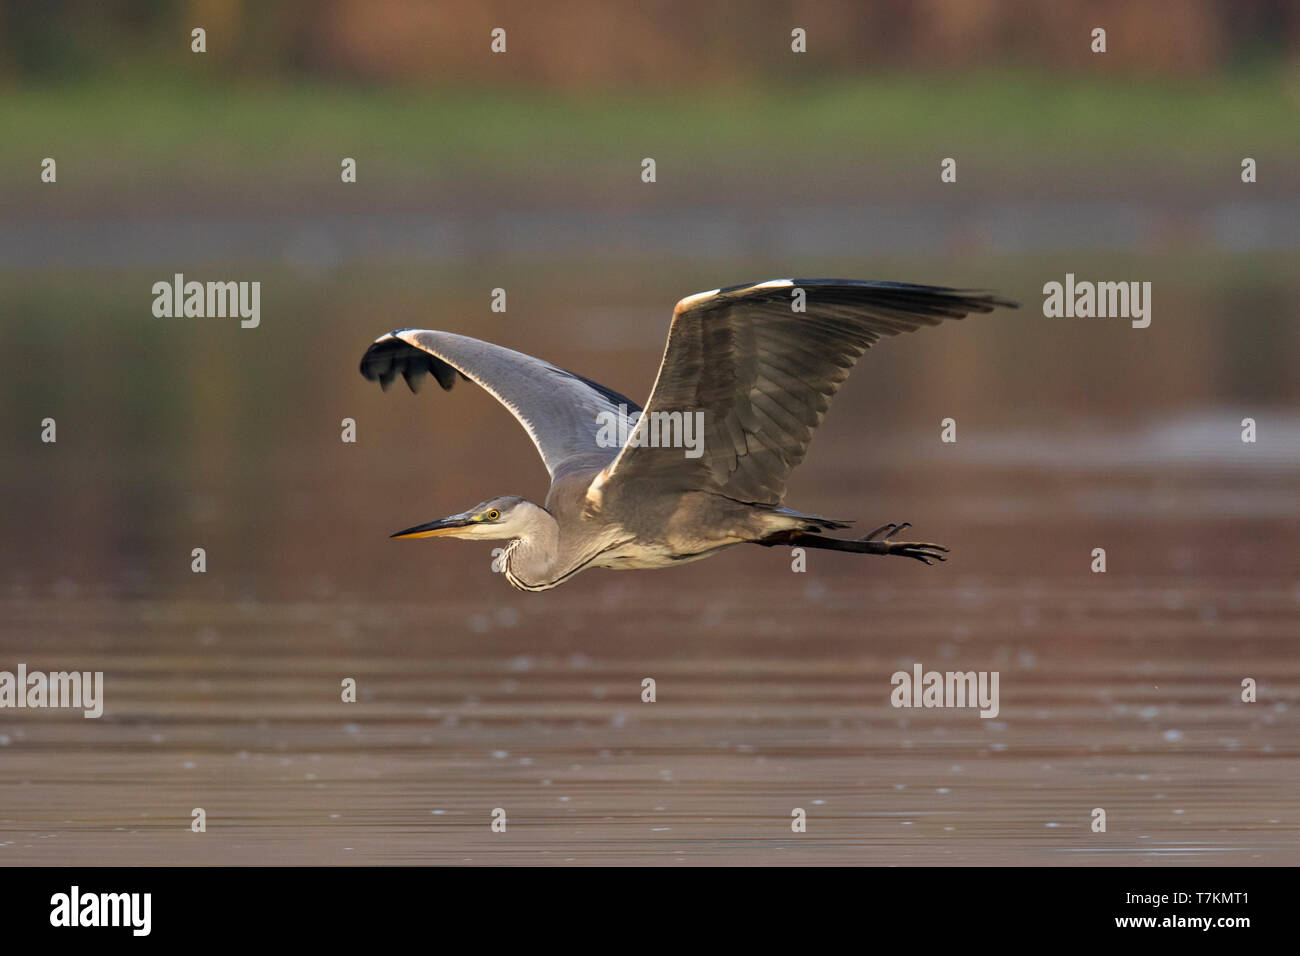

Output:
xmin=390 ymin=495 xmax=540 ymax=542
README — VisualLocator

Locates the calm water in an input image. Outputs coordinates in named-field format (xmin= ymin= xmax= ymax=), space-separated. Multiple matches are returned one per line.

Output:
xmin=2 ymin=437 xmax=1297 ymax=864
xmin=1 ymin=259 xmax=1297 ymax=865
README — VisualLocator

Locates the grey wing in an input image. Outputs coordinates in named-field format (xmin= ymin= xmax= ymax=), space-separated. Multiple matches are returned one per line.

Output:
xmin=360 ymin=329 xmax=642 ymax=480
xmin=604 ymin=279 xmax=1018 ymax=503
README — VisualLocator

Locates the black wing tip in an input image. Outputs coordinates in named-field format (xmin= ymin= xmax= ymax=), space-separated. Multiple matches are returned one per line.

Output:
xmin=705 ymin=279 xmax=1018 ymax=313
xmin=946 ymin=290 xmax=1021 ymax=312
xmin=359 ymin=331 xmax=461 ymax=393
xmin=790 ymin=279 xmax=1019 ymax=307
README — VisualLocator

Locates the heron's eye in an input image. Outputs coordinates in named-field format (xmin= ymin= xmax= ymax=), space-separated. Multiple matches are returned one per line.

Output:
xmin=487 ymin=509 xmax=500 ymax=521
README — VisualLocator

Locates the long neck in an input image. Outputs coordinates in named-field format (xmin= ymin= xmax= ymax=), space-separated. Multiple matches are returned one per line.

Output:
xmin=503 ymin=505 xmax=566 ymax=591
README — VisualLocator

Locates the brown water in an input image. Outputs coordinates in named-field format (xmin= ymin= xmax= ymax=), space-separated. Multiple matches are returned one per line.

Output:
xmin=1 ymin=260 xmax=1297 ymax=865
xmin=2 ymin=450 xmax=1297 ymax=865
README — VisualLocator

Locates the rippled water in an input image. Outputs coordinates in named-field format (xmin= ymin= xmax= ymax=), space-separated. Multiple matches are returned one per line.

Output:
xmin=2 ymin=454 xmax=1296 ymax=865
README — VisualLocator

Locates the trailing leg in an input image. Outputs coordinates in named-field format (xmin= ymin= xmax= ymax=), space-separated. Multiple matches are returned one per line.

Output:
xmin=758 ymin=522 xmax=948 ymax=565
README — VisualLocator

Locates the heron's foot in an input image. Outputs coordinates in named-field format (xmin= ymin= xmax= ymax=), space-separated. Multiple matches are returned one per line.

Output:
xmin=863 ymin=521 xmax=909 ymax=541
xmin=860 ymin=522 xmax=948 ymax=565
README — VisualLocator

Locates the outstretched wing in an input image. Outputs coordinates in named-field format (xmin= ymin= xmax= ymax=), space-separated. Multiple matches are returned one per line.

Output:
xmin=603 ymin=279 xmax=1018 ymax=503
xmin=360 ymin=329 xmax=641 ymax=480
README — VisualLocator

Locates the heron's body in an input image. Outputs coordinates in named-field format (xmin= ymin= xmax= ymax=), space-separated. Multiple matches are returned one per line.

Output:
xmin=360 ymin=279 xmax=1018 ymax=591
xmin=492 ymin=476 xmax=825 ymax=590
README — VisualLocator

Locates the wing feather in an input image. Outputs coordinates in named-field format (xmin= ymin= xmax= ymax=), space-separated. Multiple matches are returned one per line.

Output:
xmin=604 ymin=279 xmax=1017 ymax=504
xmin=360 ymin=330 xmax=641 ymax=480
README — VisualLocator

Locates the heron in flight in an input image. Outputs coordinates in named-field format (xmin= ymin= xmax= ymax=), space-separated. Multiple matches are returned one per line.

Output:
xmin=360 ymin=279 xmax=1017 ymax=591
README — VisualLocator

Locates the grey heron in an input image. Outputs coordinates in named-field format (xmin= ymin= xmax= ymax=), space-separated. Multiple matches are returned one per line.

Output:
xmin=360 ymin=279 xmax=1017 ymax=591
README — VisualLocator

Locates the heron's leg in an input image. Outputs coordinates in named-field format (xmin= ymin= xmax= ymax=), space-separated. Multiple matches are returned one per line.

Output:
xmin=761 ymin=526 xmax=948 ymax=565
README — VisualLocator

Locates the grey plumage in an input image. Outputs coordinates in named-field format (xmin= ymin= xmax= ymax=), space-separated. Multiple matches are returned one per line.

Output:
xmin=360 ymin=279 xmax=1018 ymax=591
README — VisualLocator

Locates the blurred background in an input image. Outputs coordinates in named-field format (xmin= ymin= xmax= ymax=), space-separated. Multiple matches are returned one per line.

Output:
xmin=0 ymin=0 xmax=1297 ymax=865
